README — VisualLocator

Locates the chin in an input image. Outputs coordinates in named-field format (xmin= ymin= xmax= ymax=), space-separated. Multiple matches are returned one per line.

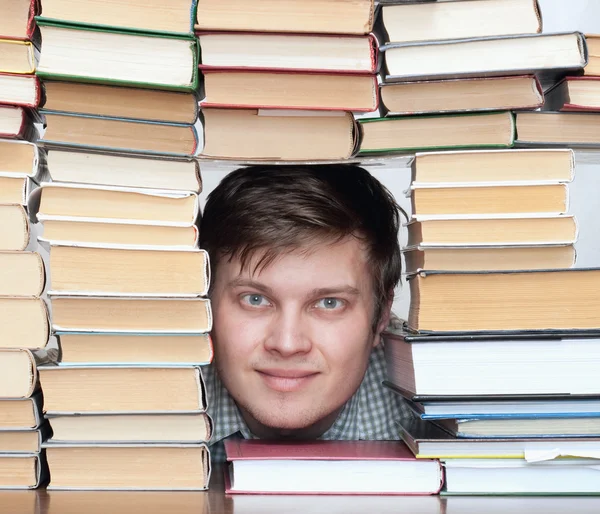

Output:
xmin=253 ymin=406 xmax=322 ymax=432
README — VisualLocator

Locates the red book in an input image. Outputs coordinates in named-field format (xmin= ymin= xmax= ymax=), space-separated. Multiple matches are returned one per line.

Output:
xmin=545 ymin=76 xmax=600 ymax=112
xmin=0 ymin=105 xmax=37 ymax=140
xmin=0 ymin=73 xmax=41 ymax=108
xmin=0 ymin=0 xmax=38 ymax=41
xmin=224 ymin=439 xmax=443 ymax=495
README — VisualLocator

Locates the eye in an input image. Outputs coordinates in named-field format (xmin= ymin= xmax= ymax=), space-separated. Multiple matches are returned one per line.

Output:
xmin=315 ymin=298 xmax=344 ymax=310
xmin=241 ymin=293 xmax=271 ymax=308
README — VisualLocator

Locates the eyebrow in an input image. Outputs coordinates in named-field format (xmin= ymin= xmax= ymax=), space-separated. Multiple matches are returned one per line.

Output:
xmin=227 ymin=279 xmax=360 ymax=298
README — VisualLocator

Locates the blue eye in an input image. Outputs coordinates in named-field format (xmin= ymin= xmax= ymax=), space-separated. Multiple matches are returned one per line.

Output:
xmin=316 ymin=298 xmax=343 ymax=310
xmin=242 ymin=294 xmax=270 ymax=307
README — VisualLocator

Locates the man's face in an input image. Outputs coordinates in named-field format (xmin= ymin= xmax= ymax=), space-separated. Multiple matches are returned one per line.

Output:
xmin=210 ymin=236 xmax=386 ymax=438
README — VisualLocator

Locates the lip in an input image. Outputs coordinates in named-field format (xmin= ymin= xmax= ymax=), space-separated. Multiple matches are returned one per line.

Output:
xmin=257 ymin=370 xmax=318 ymax=392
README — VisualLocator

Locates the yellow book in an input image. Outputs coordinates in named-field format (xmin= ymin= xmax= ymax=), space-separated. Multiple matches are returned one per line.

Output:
xmin=0 ymin=39 xmax=36 ymax=74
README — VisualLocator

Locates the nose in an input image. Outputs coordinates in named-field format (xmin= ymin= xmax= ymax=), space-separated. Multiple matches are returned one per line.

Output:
xmin=263 ymin=306 xmax=312 ymax=357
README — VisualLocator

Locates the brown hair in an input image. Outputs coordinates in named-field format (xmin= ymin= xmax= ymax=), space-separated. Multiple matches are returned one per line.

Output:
xmin=200 ymin=164 xmax=403 ymax=328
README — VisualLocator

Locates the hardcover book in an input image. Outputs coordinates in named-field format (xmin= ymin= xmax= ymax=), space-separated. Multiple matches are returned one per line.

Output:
xmin=0 ymin=347 xmax=55 ymax=398
xmin=0 ymin=204 xmax=30 ymax=251
xmin=0 ymin=73 xmax=40 ymax=107
xmin=0 ymin=393 xmax=43 ymax=429
xmin=0 ymin=0 xmax=38 ymax=41
xmin=516 ymin=111 xmax=600 ymax=146
xmin=0 ymin=39 xmax=36 ymax=74
xmin=0 ymin=454 xmax=47 ymax=489
xmin=544 ymin=76 xmax=600 ymax=111
xmin=0 ymin=299 xmax=49 ymax=350
xmin=0 ymin=252 xmax=45 ymax=297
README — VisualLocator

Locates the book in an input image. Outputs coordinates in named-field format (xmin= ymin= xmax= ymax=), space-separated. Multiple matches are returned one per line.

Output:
xmin=443 ymin=458 xmax=600 ymax=495
xmin=380 ymin=76 xmax=544 ymax=115
xmin=0 ymin=348 xmax=54 ymax=398
xmin=41 ymin=81 xmax=198 ymax=124
xmin=40 ymin=220 xmax=199 ymax=248
xmin=40 ymin=112 xmax=198 ymax=157
xmin=0 ymin=105 xmax=36 ymax=139
xmin=0 ymin=176 xmax=37 ymax=205
xmin=44 ymin=444 xmax=210 ymax=490
xmin=200 ymin=109 xmax=357 ymax=161
xmin=36 ymin=22 xmax=198 ymax=91
xmin=436 ymin=416 xmax=600 ymax=438
xmin=407 ymin=268 xmax=600 ymax=333
xmin=0 ymin=252 xmax=45 ymax=296
xmin=544 ymin=76 xmax=600 ymax=111
xmin=0 ymin=426 xmax=48 ymax=453
xmin=0 ymin=0 xmax=37 ymax=41
xmin=48 ymin=245 xmax=209 ymax=297
xmin=0 ymin=394 xmax=43 ymax=429
xmin=399 ymin=415 xmax=600 ymax=459
xmin=0 ymin=298 xmax=48 ymax=350
xmin=0 ymin=454 xmax=46 ymax=489
xmin=380 ymin=0 xmax=541 ymax=44
xmin=516 ymin=111 xmax=600 ymax=146
xmin=36 ymin=0 xmax=196 ymax=36
xmin=39 ymin=365 xmax=207 ymax=413
xmin=200 ymin=71 xmax=378 ymax=112
xmin=584 ymin=34 xmax=600 ymax=76
xmin=47 ymin=413 xmax=212 ymax=443
xmin=51 ymin=296 xmax=212 ymax=333
xmin=0 ymin=140 xmax=40 ymax=178
xmin=224 ymin=440 xmax=443 ymax=495
xmin=42 ymin=149 xmax=201 ymax=191
xmin=404 ymin=245 xmax=576 ymax=274
xmin=0 ymin=39 xmax=35 ymax=74
xmin=358 ymin=111 xmax=515 ymax=154
xmin=0 ymin=204 xmax=30 ymax=251
xmin=406 ymin=216 xmax=578 ymax=246
xmin=195 ymin=0 xmax=375 ymax=35
xmin=197 ymin=32 xmax=377 ymax=73
xmin=57 ymin=333 xmax=213 ymax=366
xmin=385 ymin=329 xmax=600 ymax=396
xmin=0 ymin=73 xmax=40 ymax=107
xmin=381 ymin=32 xmax=587 ymax=82
xmin=33 ymin=183 xmax=200 ymax=227
xmin=411 ymin=149 xmax=574 ymax=185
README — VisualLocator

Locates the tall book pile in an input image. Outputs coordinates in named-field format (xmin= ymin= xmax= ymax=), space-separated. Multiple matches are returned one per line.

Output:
xmin=0 ymin=0 xmax=53 ymax=490
xmin=194 ymin=0 xmax=375 ymax=161
xmin=380 ymin=2 xmax=600 ymax=495
xmin=27 ymin=0 xmax=213 ymax=490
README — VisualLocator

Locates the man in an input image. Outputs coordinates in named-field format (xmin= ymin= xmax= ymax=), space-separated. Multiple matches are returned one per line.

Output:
xmin=200 ymin=164 xmax=409 ymax=462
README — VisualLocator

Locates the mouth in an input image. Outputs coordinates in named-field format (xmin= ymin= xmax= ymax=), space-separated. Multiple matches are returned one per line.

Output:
xmin=256 ymin=370 xmax=318 ymax=393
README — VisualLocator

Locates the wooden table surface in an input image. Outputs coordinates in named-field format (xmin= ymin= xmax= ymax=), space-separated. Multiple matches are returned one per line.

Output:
xmin=2 ymin=468 xmax=600 ymax=514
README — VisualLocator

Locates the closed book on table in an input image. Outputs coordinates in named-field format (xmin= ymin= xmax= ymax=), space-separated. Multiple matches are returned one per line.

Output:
xmin=0 ymin=139 xmax=40 ymax=178
xmin=0 ymin=105 xmax=36 ymax=140
xmin=42 ymin=81 xmax=198 ymax=124
xmin=0 ymin=176 xmax=37 ymax=205
xmin=0 ymin=252 xmax=45 ymax=297
xmin=49 ymin=245 xmax=210 ymax=297
xmin=36 ymin=0 xmax=196 ymax=36
xmin=36 ymin=22 xmax=199 ymax=91
xmin=380 ymin=76 xmax=543 ymax=115
xmin=57 ymin=332 xmax=213 ymax=366
xmin=198 ymin=32 xmax=378 ymax=74
xmin=407 ymin=268 xmax=600 ymax=333
xmin=0 ymin=205 xmax=30 ymax=251
xmin=0 ymin=299 xmax=49 ymax=350
xmin=0 ymin=454 xmax=46 ymax=489
xmin=0 ymin=73 xmax=40 ymax=108
xmin=0 ymin=39 xmax=35 ymax=74
xmin=40 ymin=112 xmax=198 ymax=157
xmin=0 ymin=0 xmax=38 ymax=41
xmin=42 ymin=149 xmax=201 ymax=192
xmin=0 ymin=348 xmax=55 ymax=399
xmin=201 ymin=71 xmax=378 ymax=112
xmin=380 ymin=0 xmax=541 ymax=44
xmin=51 ymin=296 xmax=212 ymax=334
xmin=584 ymin=34 xmax=600 ymax=76
xmin=225 ymin=440 xmax=443 ymax=495
xmin=358 ymin=111 xmax=515 ymax=154
xmin=195 ymin=0 xmax=375 ymax=35
xmin=0 ymin=393 xmax=43 ymax=429
xmin=48 ymin=413 xmax=212 ymax=444
xmin=381 ymin=32 xmax=587 ymax=82
xmin=201 ymin=109 xmax=357 ymax=161
xmin=44 ymin=444 xmax=210 ymax=490
xmin=516 ymin=111 xmax=600 ymax=146
xmin=0 ymin=425 xmax=49 ymax=453
xmin=32 ymin=183 xmax=200 ymax=227
xmin=406 ymin=216 xmax=578 ymax=246
xmin=544 ymin=76 xmax=600 ymax=111
xmin=39 ymin=365 xmax=207 ymax=414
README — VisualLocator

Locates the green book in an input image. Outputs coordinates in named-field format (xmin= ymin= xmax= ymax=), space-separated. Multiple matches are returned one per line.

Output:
xmin=36 ymin=20 xmax=198 ymax=92
xmin=358 ymin=111 xmax=516 ymax=155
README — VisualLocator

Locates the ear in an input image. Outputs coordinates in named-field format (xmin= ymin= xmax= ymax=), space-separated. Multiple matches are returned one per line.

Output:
xmin=373 ymin=293 xmax=394 ymax=348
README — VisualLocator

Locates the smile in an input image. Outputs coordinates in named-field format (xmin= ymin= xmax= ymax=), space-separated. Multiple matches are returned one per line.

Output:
xmin=257 ymin=370 xmax=318 ymax=392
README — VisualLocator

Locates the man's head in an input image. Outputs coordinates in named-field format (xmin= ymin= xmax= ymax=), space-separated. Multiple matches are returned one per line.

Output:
xmin=200 ymin=164 xmax=402 ymax=438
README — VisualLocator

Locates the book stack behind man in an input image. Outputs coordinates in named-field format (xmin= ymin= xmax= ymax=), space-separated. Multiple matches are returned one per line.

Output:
xmin=27 ymin=0 xmax=213 ymax=490
xmin=384 ymin=147 xmax=600 ymax=495
xmin=358 ymin=0 xmax=589 ymax=155
xmin=195 ymin=0 xmax=376 ymax=161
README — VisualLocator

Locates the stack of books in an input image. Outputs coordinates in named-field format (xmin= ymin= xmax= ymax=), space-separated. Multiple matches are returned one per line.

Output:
xmin=195 ymin=0 xmax=375 ymax=161
xmin=359 ymin=0 xmax=588 ymax=155
xmin=384 ymin=147 xmax=600 ymax=495
xmin=24 ymin=0 xmax=213 ymax=490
